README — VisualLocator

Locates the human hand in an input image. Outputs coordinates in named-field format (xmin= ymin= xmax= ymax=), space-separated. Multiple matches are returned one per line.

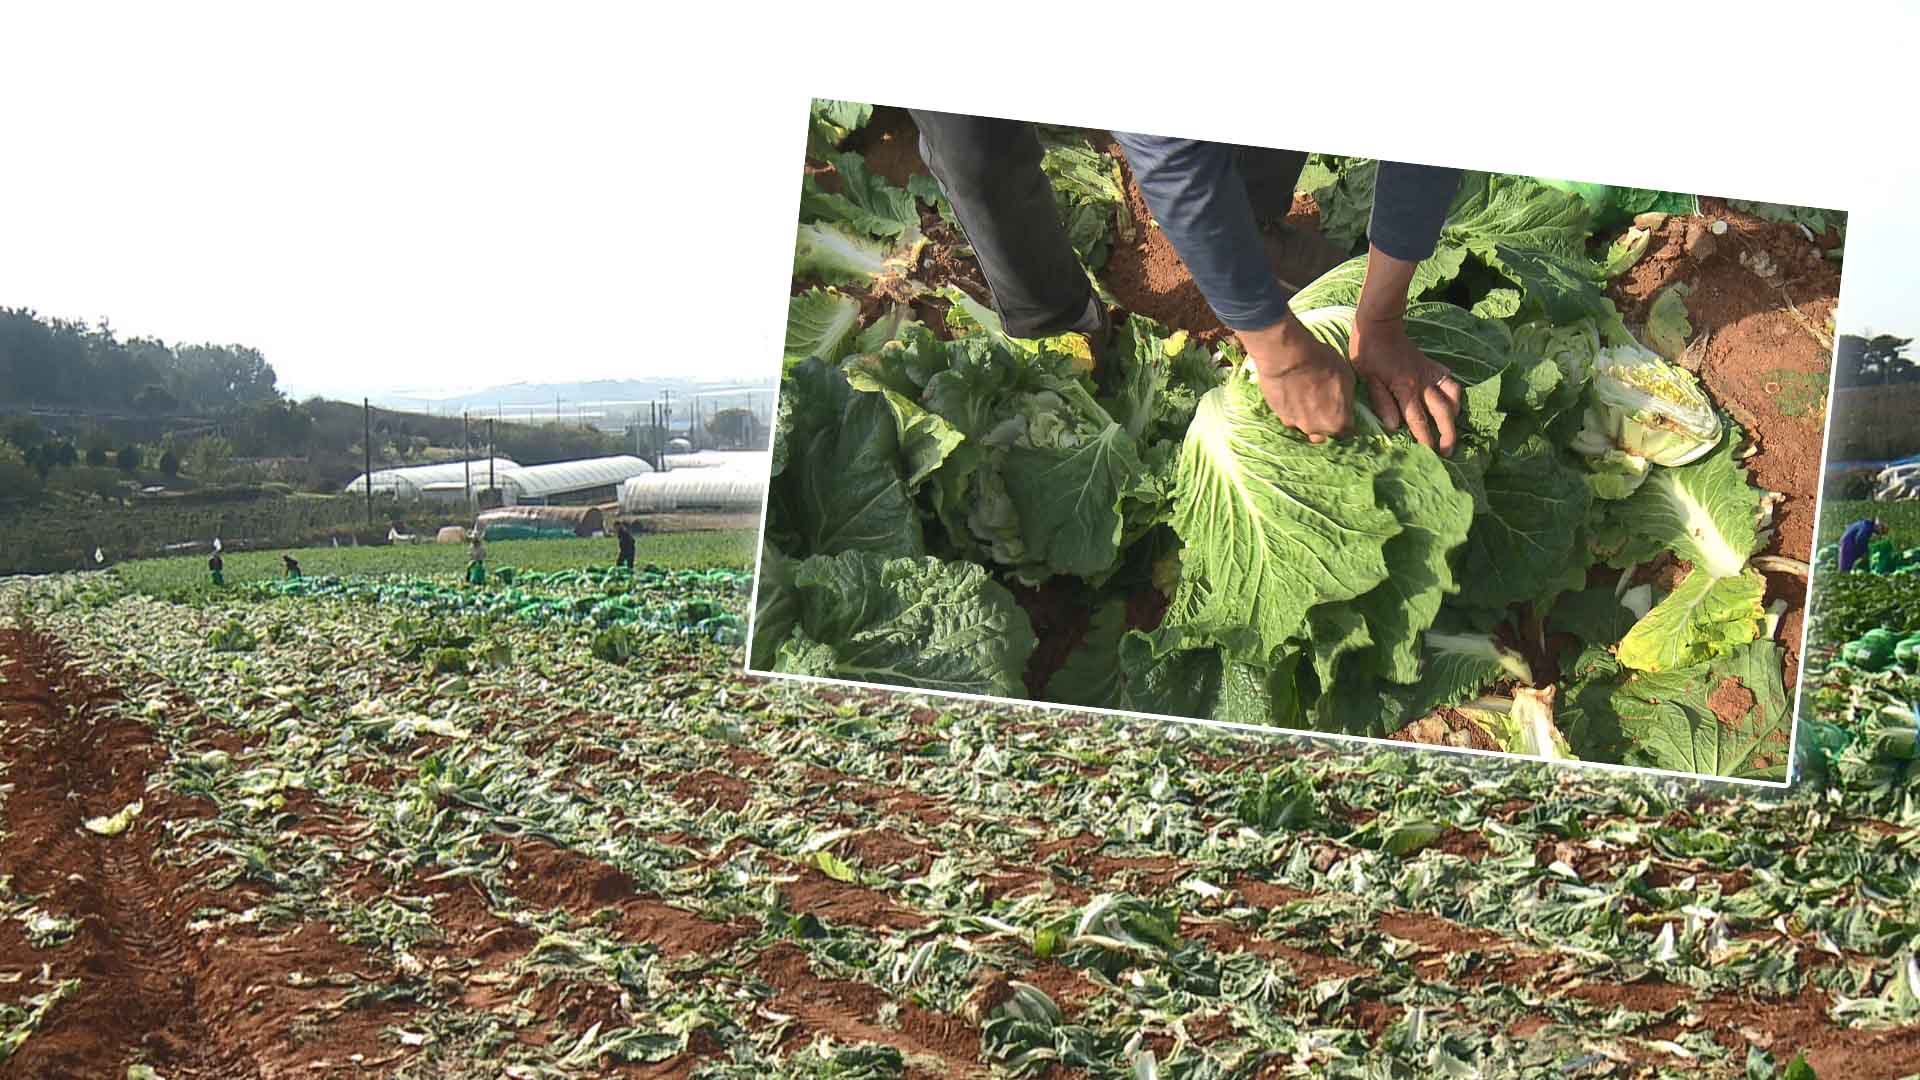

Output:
xmin=1238 ymin=316 xmax=1355 ymax=444
xmin=1349 ymin=315 xmax=1463 ymax=456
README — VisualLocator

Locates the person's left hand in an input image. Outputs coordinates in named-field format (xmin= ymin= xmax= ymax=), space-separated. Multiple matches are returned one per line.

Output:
xmin=1348 ymin=316 xmax=1464 ymax=457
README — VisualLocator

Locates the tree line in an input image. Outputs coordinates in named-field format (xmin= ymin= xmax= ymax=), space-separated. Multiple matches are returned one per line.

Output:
xmin=0 ymin=307 xmax=631 ymax=501
xmin=1836 ymin=332 xmax=1918 ymax=387
xmin=0 ymin=307 xmax=280 ymax=414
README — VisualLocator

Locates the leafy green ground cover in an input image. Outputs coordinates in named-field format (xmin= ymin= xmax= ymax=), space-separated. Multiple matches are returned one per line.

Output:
xmin=0 ymin=524 xmax=1916 ymax=1076
xmin=91 ymin=531 xmax=755 ymax=603
xmin=1816 ymin=500 xmax=1920 ymax=547
xmin=0 ymin=489 xmax=471 ymax=576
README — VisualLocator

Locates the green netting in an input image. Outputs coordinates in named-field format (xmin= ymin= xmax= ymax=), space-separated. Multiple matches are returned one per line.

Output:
xmin=1840 ymin=627 xmax=1901 ymax=672
xmin=479 ymin=524 xmax=579 ymax=541
xmin=1871 ymin=538 xmax=1899 ymax=576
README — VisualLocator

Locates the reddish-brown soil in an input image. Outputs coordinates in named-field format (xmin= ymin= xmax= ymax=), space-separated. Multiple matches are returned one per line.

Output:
xmin=0 ymin=628 xmax=422 ymax=1080
xmin=1608 ymin=197 xmax=1835 ymax=698
xmin=496 ymin=836 xmax=753 ymax=958
xmin=672 ymin=767 xmax=751 ymax=812
xmin=778 ymin=865 xmax=930 ymax=932
xmin=837 ymin=829 xmax=930 ymax=873
xmin=753 ymin=941 xmax=988 ymax=1080
xmin=1706 ymin=675 xmax=1762 ymax=731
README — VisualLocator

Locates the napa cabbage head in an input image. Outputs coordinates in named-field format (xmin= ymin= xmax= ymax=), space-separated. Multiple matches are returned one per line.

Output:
xmin=982 ymin=389 xmax=1105 ymax=452
xmin=944 ymin=358 xmax=1147 ymax=583
xmin=1587 ymin=448 xmax=1651 ymax=500
xmin=1569 ymin=343 xmax=1722 ymax=467
xmin=1512 ymin=319 xmax=1599 ymax=390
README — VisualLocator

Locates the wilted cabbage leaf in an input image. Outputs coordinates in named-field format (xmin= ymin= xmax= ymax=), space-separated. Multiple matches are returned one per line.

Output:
xmin=1571 ymin=344 xmax=1722 ymax=467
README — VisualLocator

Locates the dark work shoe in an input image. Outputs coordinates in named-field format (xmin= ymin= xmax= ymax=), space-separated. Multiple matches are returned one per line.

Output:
xmin=1260 ymin=221 xmax=1353 ymax=293
xmin=1065 ymin=296 xmax=1116 ymax=379
xmin=1085 ymin=301 xmax=1115 ymax=365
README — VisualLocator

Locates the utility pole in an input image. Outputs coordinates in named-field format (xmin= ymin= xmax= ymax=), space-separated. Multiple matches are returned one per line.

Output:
xmin=488 ymin=418 xmax=496 ymax=501
xmin=651 ymin=401 xmax=665 ymax=471
xmin=463 ymin=410 xmax=472 ymax=509
xmin=363 ymin=397 xmax=373 ymax=525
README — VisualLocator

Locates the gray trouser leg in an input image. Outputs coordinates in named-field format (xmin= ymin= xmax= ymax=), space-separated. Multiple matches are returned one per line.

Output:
xmin=908 ymin=109 xmax=1102 ymax=339
xmin=1233 ymin=146 xmax=1311 ymax=223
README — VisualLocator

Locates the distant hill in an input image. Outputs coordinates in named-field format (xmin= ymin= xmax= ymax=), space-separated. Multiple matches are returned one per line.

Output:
xmin=367 ymin=376 xmax=775 ymax=416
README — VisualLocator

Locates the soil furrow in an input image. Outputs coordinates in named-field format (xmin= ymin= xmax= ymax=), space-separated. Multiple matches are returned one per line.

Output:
xmin=0 ymin=627 xmax=254 ymax=1080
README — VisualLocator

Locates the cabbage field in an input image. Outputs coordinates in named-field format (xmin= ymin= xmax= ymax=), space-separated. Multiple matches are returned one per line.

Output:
xmin=1795 ymin=502 xmax=1920 ymax=777
xmin=3 ymin=526 xmax=1919 ymax=1079
xmin=761 ymin=106 xmax=1841 ymax=784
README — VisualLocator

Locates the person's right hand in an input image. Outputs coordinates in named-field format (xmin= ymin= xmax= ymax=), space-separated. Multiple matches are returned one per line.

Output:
xmin=1238 ymin=315 xmax=1355 ymax=444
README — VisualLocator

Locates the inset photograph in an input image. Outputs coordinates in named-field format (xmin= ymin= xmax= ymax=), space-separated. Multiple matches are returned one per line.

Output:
xmin=1792 ymin=318 xmax=1920 ymax=784
xmin=752 ymin=99 xmax=1846 ymax=784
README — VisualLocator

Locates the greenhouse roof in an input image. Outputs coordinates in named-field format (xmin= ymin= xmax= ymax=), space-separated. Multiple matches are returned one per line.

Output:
xmin=343 ymin=458 xmax=522 ymax=492
xmin=502 ymin=455 xmax=655 ymax=498
xmin=620 ymin=466 xmax=766 ymax=512
xmin=662 ymin=449 xmax=774 ymax=471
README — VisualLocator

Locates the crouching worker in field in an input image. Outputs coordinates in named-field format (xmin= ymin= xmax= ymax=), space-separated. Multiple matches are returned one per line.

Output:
xmin=615 ymin=521 xmax=636 ymax=572
xmin=1838 ymin=518 xmax=1890 ymax=573
xmin=209 ymin=552 xmax=225 ymax=587
xmin=467 ymin=535 xmax=488 ymax=586
xmin=282 ymin=554 xmax=302 ymax=579
xmin=908 ymin=112 xmax=1468 ymax=456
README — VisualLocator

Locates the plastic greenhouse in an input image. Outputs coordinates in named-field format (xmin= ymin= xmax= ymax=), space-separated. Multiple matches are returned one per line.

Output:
xmin=343 ymin=458 xmax=522 ymax=501
xmin=498 ymin=456 xmax=654 ymax=506
xmin=620 ymin=462 xmax=767 ymax=513
xmin=661 ymin=449 xmax=768 ymax=470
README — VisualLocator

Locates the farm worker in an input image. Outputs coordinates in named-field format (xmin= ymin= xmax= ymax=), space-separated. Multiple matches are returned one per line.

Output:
xmin=1838 ymin=518 xmax=1888 ymax=573
xmin=467 ymin=536 xmax=487 ymax=586
xmin=282 ymin=554 xmax=302 ymax=579
xmin=909 ymin=111 xmax=1466 ymax=456
xmin=615 ymin=522 xmax=636 ymax=572
xmin=208 ymin=552 xmax=225 ymax=587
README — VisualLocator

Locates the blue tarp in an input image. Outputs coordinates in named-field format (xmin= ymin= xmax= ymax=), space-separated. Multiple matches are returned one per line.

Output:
xmin=1827 ymin=456 xmax=1920 ymax=475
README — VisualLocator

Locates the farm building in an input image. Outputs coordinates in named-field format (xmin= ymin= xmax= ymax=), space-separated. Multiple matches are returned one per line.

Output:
xmin=497 ymin=455 xmax=654 ymax=506
xmin=620 ymin=451 xmax=768 ymax=513
xmin=343 ymin=458 xmax=523 ymax=502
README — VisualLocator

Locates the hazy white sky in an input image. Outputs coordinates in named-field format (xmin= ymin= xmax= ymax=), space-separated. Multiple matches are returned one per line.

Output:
xmin=1 ymin=3 xmax=1913 ymax=402
xmin=0 ymin=6 xmax=807 ymax=401
xmin=1835 ymin=189 xmax=1920 ymax=340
